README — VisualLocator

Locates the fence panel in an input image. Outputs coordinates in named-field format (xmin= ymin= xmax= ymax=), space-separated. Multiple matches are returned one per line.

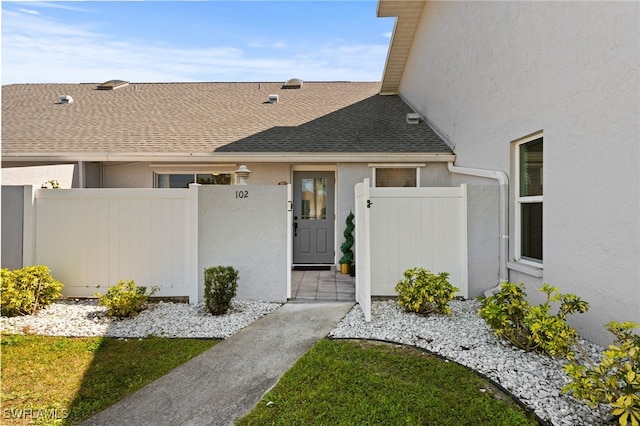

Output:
xmin=367 ymin=185 xmax=468 ymax=298
xmin=33 ymin=189 xmax=192 ymax=298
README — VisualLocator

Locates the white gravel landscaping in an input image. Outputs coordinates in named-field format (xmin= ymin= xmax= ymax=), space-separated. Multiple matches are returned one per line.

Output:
xmin=1 ymin=298 xmax=609 ymax=425
xmin=0 ymin=299 xmax=281 ymax=339
xmin=329 ymin=299 xmax=607 ymax=426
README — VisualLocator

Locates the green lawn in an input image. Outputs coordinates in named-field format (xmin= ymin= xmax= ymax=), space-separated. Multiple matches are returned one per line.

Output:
xmin=237 ymin=339 xmax=539 ymax=426
xmin=0 ymin=334 xmax=218 ymax=425
xmin=1 ymin=335 xmax=540 ymax=426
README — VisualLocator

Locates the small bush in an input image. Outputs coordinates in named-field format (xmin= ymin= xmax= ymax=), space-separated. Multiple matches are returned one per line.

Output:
xmin=204 ymin=266 xmax=238 ymax=316
xmin=478 ymin=282 xmax=589 ymax=358
xmin=0 ymin=265 xmax=63 ymax=317
xmin=339 ymin=211 xmax=355 ymax=266
xmin=41 ymin=179 xmax=60 ymax=189
xmin=563 ymin=322 xmax=640 ymax=426
xmin=395 ymin=267 xmax=459 ymax=315
xmin=95 ymin=280 xmax=158 ymax=318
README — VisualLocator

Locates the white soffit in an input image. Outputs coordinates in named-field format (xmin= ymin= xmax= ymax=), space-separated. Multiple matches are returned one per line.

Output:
xmin=377 ymin=0 xmax=426 ymax=95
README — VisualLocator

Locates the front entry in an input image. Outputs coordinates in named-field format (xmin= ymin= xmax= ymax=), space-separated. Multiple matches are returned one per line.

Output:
xmin=292 ymin=171 xmax=335 ymax=264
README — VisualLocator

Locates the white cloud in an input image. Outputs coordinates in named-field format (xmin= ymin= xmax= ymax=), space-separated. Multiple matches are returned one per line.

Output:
xmin=382 ymin=31 xmax=392 ymax=38
xmin=16 ymin=8 xmax=40 ymax=15
xmin=1 ymin=6 xmax=388 ymax=84
xmin=247 ymin=40 xmax=287 ymax=49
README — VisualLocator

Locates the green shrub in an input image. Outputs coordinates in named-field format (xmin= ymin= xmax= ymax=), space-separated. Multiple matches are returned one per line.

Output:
xmin=95 ymin=280 xmax=158 ymax=318
xmin=394 ymin=267 xmax=459 ymax=315
xmin=339 ymin=211 xmax=355 ymax=266
xmin=0 ymin=265 xmax=63 ymax=316
xmin=204 ymin=266 xmax=238 ymax=316
xmin=563 ymin=322 xmax=640 ymax=426
xmin=478 ymin=282 xmax=589 ymax=358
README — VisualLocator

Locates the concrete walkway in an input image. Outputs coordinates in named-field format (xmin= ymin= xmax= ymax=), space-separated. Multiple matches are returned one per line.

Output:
xmin=82 ymin=302 xmax=354 ymax=426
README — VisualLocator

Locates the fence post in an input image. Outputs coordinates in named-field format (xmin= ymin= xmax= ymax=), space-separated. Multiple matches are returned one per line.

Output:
xmin=188 ymin=184 xmax=200 ymax=304
xmin=22 ymin=185 xmax=37 ymax=267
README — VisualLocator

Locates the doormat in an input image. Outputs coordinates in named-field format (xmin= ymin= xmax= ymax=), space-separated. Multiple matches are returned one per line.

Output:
xmin=293 ymin=265 xmax=331 ymax=271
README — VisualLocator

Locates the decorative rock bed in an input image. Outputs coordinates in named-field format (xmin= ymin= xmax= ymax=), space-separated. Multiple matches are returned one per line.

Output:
xmin=1 ymin=298 xmax=607 ymax=425
xmin=329 ymin=300 xmax=605 ymax=426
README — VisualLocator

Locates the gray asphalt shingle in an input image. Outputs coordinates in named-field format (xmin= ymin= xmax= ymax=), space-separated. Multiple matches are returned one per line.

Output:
xmin=2 ymin=81 xmax=452 ymax=155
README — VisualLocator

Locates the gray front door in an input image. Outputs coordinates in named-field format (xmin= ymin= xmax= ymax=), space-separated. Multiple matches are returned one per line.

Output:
xmin=293 ymin=171 xmax=335 ymax=264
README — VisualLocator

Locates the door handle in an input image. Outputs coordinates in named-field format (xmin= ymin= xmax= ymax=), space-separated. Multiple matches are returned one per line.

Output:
xmin=293 ymin=216 xmax=298 ymax=237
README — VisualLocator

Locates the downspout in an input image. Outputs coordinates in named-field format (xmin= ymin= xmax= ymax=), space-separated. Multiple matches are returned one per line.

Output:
xmin=447 ymin=162 xmax=508 ymax=296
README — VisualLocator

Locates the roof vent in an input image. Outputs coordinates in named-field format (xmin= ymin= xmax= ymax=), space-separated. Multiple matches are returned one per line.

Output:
xmin=282 ymin=78 xmax=303 ymax=89
xmin=59 ymin=95 xmax=73 ymax=104
xmin=268 ymin=94 xmax=279 ymax=103
xmin=406 ymin=112 xmax=420 ymax=124
xmin=97 ymin=80 xmax=130 ymax=90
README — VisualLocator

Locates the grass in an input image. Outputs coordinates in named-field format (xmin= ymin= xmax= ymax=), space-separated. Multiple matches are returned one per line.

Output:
xmin=2 ymin=334 xmax=541 ymax=426
xmin=237 ymin=339 xmax=540 ymax=426
xmin=0 ymin=334 xmax=218 ymax=425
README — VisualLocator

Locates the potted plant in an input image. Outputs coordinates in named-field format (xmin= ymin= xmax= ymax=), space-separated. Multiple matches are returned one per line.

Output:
xmin=339 ymin=211 xmax=355 ymax=275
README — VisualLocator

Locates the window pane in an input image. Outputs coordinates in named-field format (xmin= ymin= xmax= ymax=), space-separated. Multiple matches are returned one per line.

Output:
xmin=157 ymin=174 xmax=194 ymax=188
xmin=157 ymin=173 xmax=232 ymax=188
xmin=376 ymin=168 xmax=416 ymax=187
xmin=521 ymin=202 xmax=543 ymax=261
xmin=519 ymin=138 xmax=543 ymax=196
xmin=197 ymin=174 xmax=231 ymax=185
xmin=301 ymin=178 xmax=327 ymax=220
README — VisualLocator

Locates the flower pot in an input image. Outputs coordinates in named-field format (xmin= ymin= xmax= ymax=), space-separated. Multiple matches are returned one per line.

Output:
xmin=349 ymin=263 xmax=356 ymax=277
xmin=340 ymin=263 xmax=349 ymax=274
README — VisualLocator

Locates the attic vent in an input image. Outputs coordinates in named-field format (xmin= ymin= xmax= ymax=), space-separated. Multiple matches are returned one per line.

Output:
xmin=268 ymin=94 xmax=279 ymax=103
xmin=282 ymin=78 xmax=303 ymax=89
xmin=406 ymin=112 xmax=420 ymax=124
xmin=97 ymin=80 xmax=130 ymax=90
xmin=59 ymin=95 xmax=73 ymax=104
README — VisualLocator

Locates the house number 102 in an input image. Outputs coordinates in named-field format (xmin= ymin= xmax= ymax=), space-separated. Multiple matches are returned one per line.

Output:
xmin=236 ymin=190 xmax=248 ymax=199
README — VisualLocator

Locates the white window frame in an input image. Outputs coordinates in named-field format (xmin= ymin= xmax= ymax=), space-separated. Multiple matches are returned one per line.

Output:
xmin=369 ymin=163 xmax=425 ymax=188
xmin=514 ymin=134 xmax=543 ymax=267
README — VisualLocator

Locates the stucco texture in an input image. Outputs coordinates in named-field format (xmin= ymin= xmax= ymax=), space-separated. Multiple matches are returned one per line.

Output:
xmin=197 ymin=185 xmax=288 ymax=302
xmin=1 ymin=186 xmax=25 ymax=270
xmin=399 ymin=1 xmax=639 ymax=346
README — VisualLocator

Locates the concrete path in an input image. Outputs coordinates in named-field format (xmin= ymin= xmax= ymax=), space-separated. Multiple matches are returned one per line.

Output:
xmin=82 ymin=302 xmax=354 ymax=426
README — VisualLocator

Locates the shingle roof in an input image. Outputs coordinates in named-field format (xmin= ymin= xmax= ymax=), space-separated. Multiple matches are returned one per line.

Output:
xmin=2 ymin=81 xmax=452 ymax=159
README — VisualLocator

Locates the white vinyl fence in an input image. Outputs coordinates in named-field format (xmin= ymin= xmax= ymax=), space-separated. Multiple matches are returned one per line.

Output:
xmin=355 ymin=179 xmax=468 ymax=321
xmin=28 ymin=188 xmax=196 ymax=300
xmin=19 ymin=185 xmax=289 ymax=303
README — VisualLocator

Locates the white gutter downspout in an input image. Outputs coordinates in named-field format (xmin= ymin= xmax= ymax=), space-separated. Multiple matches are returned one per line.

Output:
xmin=447 ymin=162 xmax=509 ymax=296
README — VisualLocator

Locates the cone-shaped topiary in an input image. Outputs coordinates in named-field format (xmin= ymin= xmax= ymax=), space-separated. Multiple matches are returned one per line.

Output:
xmin=339 ymin=211 xmax=355 ymax=265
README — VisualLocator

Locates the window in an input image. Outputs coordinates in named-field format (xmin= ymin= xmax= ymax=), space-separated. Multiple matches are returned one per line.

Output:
xmin=371 ymin=165 xmax=423 ymax=187
xmin=516 ymin=135 xmax=543 ymax=264
xmin=300 ymin=178 xmax=327 ymax=220
xmin=156 ymin=173 xmax=231 ymax=188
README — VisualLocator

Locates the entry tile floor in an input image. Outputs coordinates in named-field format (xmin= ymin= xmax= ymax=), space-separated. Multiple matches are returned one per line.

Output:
xmin=291 ymin=267 xmax=355 ymax=302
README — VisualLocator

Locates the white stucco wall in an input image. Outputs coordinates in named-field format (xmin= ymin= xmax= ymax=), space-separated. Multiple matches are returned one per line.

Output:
xmin=1 ymin=164 xmax=77 ymax=188
xmin=1 ymin=186 xmax=25 ymax=270
xmin=103 ymin=162 xmax=154 ymax=188
xmin=399 ymin=1 xmax=640 ymax=346
xmin=197 ymin=185 xmax=288 ymax=302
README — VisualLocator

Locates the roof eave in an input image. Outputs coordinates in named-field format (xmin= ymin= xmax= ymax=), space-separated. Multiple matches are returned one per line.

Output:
xmin=2 ymin=152 xmax=456 ymax=163
xmin=377 ymin=0 xmax=425 ymax=95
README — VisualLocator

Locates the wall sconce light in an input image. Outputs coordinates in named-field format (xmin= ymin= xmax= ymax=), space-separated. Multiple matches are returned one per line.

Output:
xmin=235 ymin=165 xmax=251 ymax=185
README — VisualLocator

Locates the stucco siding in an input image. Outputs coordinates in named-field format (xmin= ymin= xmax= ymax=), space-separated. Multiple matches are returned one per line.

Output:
xmin=399 ymin=1 xmax=640 ymax=345
xmin=197 ymin=185 xmax=288 ymax=302
xmin=1 ymin=186 xmax=25 ymax=269
xmin=1 ymin=164 xmax=77 ymax=188
xmin=466 ymin=185 xmax=499 ymax=298
xmin=103 ymin=162 xmax=154 ymax=188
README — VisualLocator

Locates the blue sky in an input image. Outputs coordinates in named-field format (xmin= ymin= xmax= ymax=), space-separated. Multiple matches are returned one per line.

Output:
xmin=1 ymin=1 xmax=395 ymax=85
